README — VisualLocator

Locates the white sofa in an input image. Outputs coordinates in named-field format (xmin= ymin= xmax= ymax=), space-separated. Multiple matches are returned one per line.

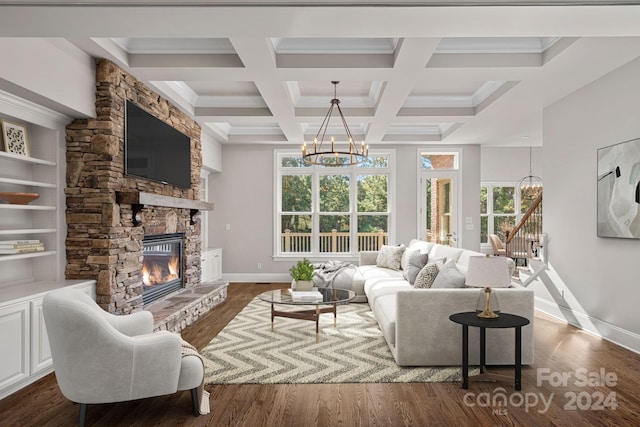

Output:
xmin=353 ymin=240 xmax=535 ymax=367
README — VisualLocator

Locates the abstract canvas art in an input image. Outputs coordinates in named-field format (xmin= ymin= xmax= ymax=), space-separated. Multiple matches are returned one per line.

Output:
xmin=597 ymin=137 xmax=640 ymax=239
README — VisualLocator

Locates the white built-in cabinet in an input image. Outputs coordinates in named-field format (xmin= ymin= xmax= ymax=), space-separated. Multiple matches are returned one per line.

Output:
xmin=0 ymin=281 xmax=95 ymax=400
xmin=0 ymin=90 xmax=96 ymax=400
xmin=201 ymin=248 xmax=222 ymax=282
xmin=199 ymin=169 xmax=222 ymax=282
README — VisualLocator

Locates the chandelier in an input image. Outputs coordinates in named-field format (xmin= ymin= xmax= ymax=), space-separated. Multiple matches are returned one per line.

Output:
xmin=302 ymin=81 xmax=368 ymax=166
xmin=516 ymin=146 xmax=543 ymax=199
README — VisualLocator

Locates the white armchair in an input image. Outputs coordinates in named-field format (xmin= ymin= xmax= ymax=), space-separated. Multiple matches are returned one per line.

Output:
xmin=42 ymin=288 xmax=205 ymax=426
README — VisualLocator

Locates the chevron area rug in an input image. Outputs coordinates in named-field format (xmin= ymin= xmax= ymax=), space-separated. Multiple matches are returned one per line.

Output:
xmin=202 ymin=297 xmax=472 ymax=384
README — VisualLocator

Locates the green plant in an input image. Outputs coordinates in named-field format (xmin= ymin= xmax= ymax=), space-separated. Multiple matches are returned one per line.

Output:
xmin=289 ymin=258 xmax=315 ymax=281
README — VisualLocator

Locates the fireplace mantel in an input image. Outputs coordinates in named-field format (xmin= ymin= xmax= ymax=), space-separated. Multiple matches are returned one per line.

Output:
xmin=116 ymin=191 xmax=214 ymax=211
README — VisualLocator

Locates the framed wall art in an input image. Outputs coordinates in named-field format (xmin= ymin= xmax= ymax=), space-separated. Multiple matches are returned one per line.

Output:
xmin=597 ymin=137 xmax=640 ymax=239
xmin=1 ymin=120 xmax=30 ymax=156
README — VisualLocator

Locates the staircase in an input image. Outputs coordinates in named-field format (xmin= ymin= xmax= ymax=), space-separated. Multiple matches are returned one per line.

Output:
xmin=505 ymin=192 xmax=546 ymax=286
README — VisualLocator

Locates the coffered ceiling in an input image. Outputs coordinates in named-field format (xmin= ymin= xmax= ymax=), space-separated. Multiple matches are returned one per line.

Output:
xmin=2 ymin=2 xmax=640 ymax=147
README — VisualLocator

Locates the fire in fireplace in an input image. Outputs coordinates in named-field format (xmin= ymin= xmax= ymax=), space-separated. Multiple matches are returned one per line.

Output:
xmin=142 ymin=233 xmax=184 ymax=305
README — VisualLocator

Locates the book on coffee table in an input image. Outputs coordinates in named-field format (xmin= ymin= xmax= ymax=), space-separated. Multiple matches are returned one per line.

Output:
xmin=289 ymin=290 xmax=324 ymax=303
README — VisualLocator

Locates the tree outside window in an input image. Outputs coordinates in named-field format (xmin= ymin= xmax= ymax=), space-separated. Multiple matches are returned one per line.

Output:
xmin=277 ymin=151 xmax=392 ymax=257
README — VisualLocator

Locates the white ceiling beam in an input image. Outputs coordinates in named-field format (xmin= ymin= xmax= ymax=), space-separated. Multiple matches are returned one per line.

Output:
xmin=366 ymin=38 xmax=441 ymax=142
xmin=230 ymin=37 xmax=302 ymax=142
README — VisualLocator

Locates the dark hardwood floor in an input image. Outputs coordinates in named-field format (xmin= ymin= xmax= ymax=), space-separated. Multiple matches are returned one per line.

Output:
xmin=1 ymin=283 xmax=639 ymax=427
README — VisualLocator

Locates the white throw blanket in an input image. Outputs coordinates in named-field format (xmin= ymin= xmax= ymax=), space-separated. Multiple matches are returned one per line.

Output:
xmin=313 ymin=260 xmax=356 ymax=288
xmin=181 ymin=339 xmax=210 ymax=415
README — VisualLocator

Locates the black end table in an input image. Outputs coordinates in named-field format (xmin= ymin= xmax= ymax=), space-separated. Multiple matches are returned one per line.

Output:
xmin=449 ymin=311 xmax=530 ymax=390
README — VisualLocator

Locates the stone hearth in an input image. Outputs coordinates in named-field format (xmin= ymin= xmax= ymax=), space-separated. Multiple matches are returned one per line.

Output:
xmin=64 ymin=59 xmax=224 ymax=330
xmin=148 ymin=281 xmax=228 ymax=332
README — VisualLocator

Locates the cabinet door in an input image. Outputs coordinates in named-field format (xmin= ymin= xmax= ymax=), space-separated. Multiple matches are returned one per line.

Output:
xmin=212 ymin=249 xmax=222 ymax=280
xmin=201 ymin=249 xmax=222 ymax=282
xmin=201 ymin=253 xmax=212 ymax=282
xmin=30 ymin=297 xmax=52 ymax=374
xmin=0 ymin=301 xmax=30 ymax=391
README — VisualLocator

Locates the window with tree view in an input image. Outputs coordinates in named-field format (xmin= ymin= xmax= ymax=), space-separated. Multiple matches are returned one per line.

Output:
xmin=276 ymin=151 xmax=392 ymax=257
xmin=480 ymin=183 xmax=536 ymax=244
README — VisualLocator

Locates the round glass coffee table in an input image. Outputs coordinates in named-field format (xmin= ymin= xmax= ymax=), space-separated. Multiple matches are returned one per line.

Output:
xmin=258 ymin=288 xmax=356 ymax=342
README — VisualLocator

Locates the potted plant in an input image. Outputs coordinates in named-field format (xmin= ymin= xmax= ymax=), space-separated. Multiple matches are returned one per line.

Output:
xmin=289 ymin=258 xmax=315 ymax=291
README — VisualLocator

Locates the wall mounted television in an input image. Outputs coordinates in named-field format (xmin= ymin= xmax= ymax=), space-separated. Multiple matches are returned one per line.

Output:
xmin=125 ymin=100 xmax=192 ymax=189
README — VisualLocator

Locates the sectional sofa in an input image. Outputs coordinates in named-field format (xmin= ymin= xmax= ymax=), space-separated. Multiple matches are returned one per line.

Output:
xmin=345 ymin=240 xmax=535 ymax=367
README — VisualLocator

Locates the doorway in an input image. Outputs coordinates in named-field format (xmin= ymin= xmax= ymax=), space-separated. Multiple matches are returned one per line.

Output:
xmin=418 ymin=151 xmax=459 ymax=247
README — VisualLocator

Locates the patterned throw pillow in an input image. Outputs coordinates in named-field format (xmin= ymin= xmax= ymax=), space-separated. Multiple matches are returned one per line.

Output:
xmin=413 ymin=262 xmax=441 ymax=288
xmin=376 ymin=244 xmax=406 ymax=271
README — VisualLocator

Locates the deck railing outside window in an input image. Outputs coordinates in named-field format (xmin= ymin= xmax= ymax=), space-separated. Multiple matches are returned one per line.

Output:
xmin=282 ymin=230 xmax=388 ymax=253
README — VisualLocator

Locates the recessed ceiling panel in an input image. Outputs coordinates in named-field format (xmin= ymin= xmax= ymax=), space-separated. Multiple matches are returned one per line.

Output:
xmin=112 ymin=37 xmax=235 ymax=54
xmin=185 ymin=81 xmax=260 ymax=97
xmin=410 ymin=80 xmax=486 ymax=97
xmin=297 ymin=81 xmax=372 ymax=97
xmin=435 ymin=37 xmax=560 ymax=54
xmin=273 ymin=38 xmax=399 ymax=54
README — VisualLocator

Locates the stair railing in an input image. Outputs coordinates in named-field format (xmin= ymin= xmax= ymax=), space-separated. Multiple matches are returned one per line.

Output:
xmin=505 ymin=192 xmax=543 ymax=264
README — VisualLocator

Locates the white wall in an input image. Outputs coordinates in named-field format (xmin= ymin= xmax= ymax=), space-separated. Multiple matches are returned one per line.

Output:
xmin=201 ymin=131 xmax=222 ymax=172
xmin=209 ymin=145 xmax=277 ymax=280
xmin=537 ymin=56 xmax=640 ymax=353
xmin=482 ymin=146 xmax=543 ymax=183
xmin=210 ymin=144 xmax=482 ymax=281
xmin=0 ymin=39 xmax=95 ymax=118
xmin=460 ymin=144 xmax=481 ymax=251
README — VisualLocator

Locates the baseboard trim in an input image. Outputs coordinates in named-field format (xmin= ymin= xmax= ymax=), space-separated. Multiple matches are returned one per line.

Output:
xmin=535 ymin=296 xmax=640 ymax=355
xmin=222 ymin=273 xmax=290 ymax=283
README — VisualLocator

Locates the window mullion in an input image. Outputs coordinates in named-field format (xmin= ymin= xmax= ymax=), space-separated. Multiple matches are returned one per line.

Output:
xmin=351 ymin=170 xmax=358 ymax=255
xmin=312 ymin=170 xmax=319 ymax=254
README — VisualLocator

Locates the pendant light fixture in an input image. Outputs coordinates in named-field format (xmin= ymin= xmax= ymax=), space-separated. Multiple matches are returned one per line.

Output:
xmin=302 ymin=81 xmax=368 ymax=166
xmin=516 ymin=146 xmax=543 ymax=199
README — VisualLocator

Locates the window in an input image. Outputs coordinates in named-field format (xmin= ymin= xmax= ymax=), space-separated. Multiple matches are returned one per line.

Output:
xmin=480 ymin=183 xmax=540 ymax=244
xmin=420 ymin=153 xmax=458 ymax=170
xmin=276 ymin=151 xmax=393 ymax=257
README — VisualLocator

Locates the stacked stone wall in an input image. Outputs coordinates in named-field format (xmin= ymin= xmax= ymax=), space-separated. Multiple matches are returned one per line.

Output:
xmin=65 ymin=59 xmax=203 ymax=314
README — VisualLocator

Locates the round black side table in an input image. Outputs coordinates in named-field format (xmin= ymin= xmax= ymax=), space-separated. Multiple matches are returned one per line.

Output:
xmin=449 ymin=311 xmax=530 ymax=390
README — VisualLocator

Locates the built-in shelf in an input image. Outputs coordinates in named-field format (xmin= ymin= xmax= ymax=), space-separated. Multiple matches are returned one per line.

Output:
xmin=0 ymin=250 xmax=56 ymax=262
xmin=0 ymin=177 xmax=57 ymax=188
xmin=116 ymin=190 xmax=214 ymax=211
xmin=0 ymin=151 xmax=56 ymax=167
xmin=0 ymin=204 xmax=56 ymax=211
xmin=0 ymin=228 xmax=56 ymax=235
xmin=0 ymin=90 xmax=79 ymax=402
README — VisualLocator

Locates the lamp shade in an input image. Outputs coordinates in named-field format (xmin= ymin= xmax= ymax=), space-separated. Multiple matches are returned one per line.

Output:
xmin=465 ymin=256 xmax=512 ymax=289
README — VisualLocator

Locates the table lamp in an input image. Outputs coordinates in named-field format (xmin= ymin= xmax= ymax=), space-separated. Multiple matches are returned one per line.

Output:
xmin=465 ymin=255 xmax=512 ymax=319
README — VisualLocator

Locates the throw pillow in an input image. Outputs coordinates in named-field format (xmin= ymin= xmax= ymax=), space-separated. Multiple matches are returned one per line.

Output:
xmin=413 ymin=259 xmax=444 ymax=288
xmin=431 ymin=259 xmax=466 ymax=288
xmin=402 ymin=250 xmax=429 ymax=284
xmin=400 ymin=247 xmax=413 ymax=271
xmin=376 ymin=244 xmax=406 ymax=271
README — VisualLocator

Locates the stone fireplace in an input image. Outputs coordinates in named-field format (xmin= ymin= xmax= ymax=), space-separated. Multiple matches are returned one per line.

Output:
xmin=63 ymin=59 xmax=225 ymax=327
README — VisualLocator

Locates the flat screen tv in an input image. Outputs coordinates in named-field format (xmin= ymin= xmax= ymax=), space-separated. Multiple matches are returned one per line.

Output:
xmin=125 ymin=100 xmax=192 ymax=189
